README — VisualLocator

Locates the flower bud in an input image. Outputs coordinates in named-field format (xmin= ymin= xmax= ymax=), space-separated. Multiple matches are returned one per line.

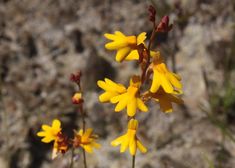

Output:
xmin=156 ymin=15 xmax=173 ymax=32
xmin=72 ymin=92 xmax=83 ymax=104
xmin=148 ymin=5 xmax=156 ymax=22
xmin=70 ymin=70 xmax=82 ymax=84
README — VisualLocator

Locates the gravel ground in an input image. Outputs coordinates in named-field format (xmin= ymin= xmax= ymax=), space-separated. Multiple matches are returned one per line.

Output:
xmin=1 ymin=0 xmax=235 ymax=168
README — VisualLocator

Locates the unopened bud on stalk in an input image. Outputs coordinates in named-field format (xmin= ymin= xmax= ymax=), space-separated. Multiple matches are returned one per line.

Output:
xmin=72 ymin=92 xmax=83 ymax=104
xmin=70 ymin=70 xmax=82 ymax=84
xmin=156 ymin=15 xmax=173 ymax=32
xmin=148 ymin=5 xmax=156 ymax=23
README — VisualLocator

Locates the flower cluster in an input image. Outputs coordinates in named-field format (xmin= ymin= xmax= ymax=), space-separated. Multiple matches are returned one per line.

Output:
xmin=37 ymin=119 xmax=100 ymax=159
xmin=97 ymin=5 xmax=183 ymax=158
xmin=37 ymin=71 xmax=100 ymax=164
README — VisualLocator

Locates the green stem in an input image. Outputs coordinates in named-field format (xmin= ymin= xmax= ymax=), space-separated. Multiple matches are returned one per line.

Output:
xmin=132 ymin=155 xmax=136 ymax=168
xmin=82 ymin=148 xmax=87 ymax=168
xmin=80 ymin=105 xmax=87 ymax=168
xmin=141 ymin=22 xmax=156 ymax=83
xmin=69 ymin=148 xmax=75 ymax=168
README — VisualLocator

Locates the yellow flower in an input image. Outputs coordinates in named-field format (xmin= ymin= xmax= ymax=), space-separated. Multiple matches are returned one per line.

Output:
xmin=104 ymin=31 xmax=146 ymax=62
xmin=111 ymin=119 xmax=147 ymax=156
xmin=149 ymin=53 xmax=182 ymax=93
xmin=110 ymin=76 xmax=148 ymax=117
xmin=37 ymin=119 xmax=62 ymax=143
xmin=37 ymin=119 xmax=68 ymax=159
xmin=97 ymin=78 xmax=126 ymax=103
xmin=146 ymin=88 xmax=183 ymax=113
xmin=73 ymin=128 xmax=101 ymax=153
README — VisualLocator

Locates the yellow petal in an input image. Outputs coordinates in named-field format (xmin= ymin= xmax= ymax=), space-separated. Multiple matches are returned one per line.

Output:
xmin=37 ymin=131 xmax=46 ymax=137
xmin=105 ymin=40 xmax=128 ymax=50
xmin=111 ymin=135 xmax=125 ymax=146
xmin=137 ymin=98 xmax=148 ymax=112
xmin=125 ymin=50 xmax=139 ymax=60
xmin=159 ymin=73 xmax=174 ymax=93
xmin=42 ymin=125 xmax=51 ymax=132
xmin=41 ymin=136 xmax=54 ymax=143
xmin=127 ymin=98 xmax=137 ymax=117
xmin=104 ymin=33 xmax=116 ymax=40
xmin=110 ymin=95 xmax=122 ymax=104
xmin=78 ymin=129 xmax=83 ymax=136
xmin=97 ymin=80 xmax=107 ymax=90
xmin=91 ymin=142 xmax=101 ymax=149
xmin=137 ymin=32 xmax=146 ymax=45
xmin=129 ymin=138 xmax=137 ymax=155
xmin=52 ymin=119 xmax=61 ymax=130
xmin=137 ymin=140 xmax=147 ymax=153
xmin=120 ymin=137 xmax=129 ymax=153
xmin=115 ymin=95 xmax=128 ymax=112
xmin=150 ymin=70 xmax=161 ymax=93
xmin=116 ymin=47 xmax=131 ymax=62
xmin=97 ymin=80 xmax=116 ymax=92
xmin=83 ymin=145 xmax=93 ymax=153
xmin=114 ymin=31 xmax=125 ymax=37
xmin=105 ymin=78 xmax=126 ymax=93
xmin=84 ymin=128 xmax=93 ymax=139
xmin=167 ymin=73 xmax=182 ymax=89
xmin=99 ymin=92 xmax=117 ymax=102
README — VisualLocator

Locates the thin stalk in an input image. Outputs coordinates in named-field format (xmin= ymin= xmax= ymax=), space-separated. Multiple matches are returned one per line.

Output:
xmin=75 ymin=78 xmax=88 ymax=168
xmin=141 ymin=22 xmax=156 ymax=83
xmin=132 ymin=155 xmax=136 ymax=168
xmin=82 ymin=148 xmax=87 ymax=168
xmin=69 ymin=148 xmax=75 ymax=168
xmin=80 ymin=105 xmax=87 ymax=168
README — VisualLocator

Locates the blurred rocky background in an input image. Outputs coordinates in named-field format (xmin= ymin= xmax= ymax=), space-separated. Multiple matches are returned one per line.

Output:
xmin=1 ymin=0 xmax=235 ymax=168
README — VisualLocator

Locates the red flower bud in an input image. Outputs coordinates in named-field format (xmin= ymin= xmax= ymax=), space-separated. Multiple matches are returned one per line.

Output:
xmin=70 ymin=70 xmax=82 ymax=84
xmin=148 ymin=5 xmax=156 ymax=22
xmin=156 ymin=15 xmax=173 ymax=32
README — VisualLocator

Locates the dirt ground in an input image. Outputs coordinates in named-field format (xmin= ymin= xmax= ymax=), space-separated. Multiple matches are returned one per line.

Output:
xmin=1 ymin=0 xmax=235 ymax=168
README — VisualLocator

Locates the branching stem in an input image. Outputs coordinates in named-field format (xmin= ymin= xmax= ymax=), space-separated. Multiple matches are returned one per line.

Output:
xmin=141 ymin=22 xmax=156 ymax=83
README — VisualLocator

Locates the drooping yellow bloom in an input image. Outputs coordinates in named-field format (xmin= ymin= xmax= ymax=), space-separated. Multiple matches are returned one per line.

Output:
xmin=104 ymin=31 xmax=146 ymax=62
xmin=73 ymin=128 xmax=101 ymax=153
xmin=149 ymin=53 xmax=182 ymax=93
xmin=37 ymin=119 xmax=68 ymax=159
xmin=110 ymin=76 xmax=148 ymax=117
xmin=147 ymin=88 xmax=183 ymax=113
xmin=111 ymin=119 xmax=147 ymax=156
xmin=97 ymin=78 xmax=126 ymax=103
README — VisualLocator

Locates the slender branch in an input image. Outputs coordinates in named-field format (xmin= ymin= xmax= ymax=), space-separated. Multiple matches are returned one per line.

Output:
xmin=69 ymin=148 xmax=75 ymax=168
xmin=141 ymin=22 xmax=156 ymax=83
xmin=82 ymin=148 xmax=87 ymax=168
xmin=80 ymin=102 xmax=87 ymax=168
xmin=132 ymin=155 xmax=136 ymax=168
xmin=73 ymin=74 xmax=88 ymax=168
